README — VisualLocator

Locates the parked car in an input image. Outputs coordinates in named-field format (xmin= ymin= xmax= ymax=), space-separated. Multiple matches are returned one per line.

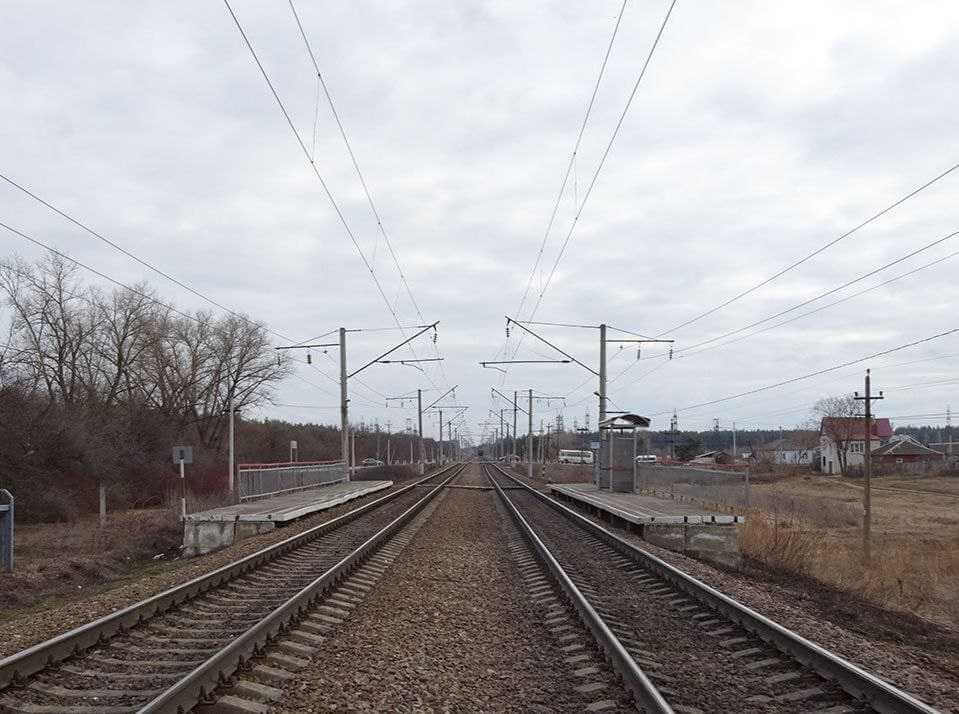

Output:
xmin=361 ymin=458 xmax=385 ymax=466
xmin=634 ymin=454 xmax=658 ymax=464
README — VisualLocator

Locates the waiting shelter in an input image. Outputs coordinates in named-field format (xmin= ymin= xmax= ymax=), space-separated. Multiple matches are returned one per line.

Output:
xmin=597 ymin=413 xmax=650 ymax=492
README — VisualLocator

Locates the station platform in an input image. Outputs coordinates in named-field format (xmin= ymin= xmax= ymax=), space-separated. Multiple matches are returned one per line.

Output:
xmin=183 ymin=480 xmax=393 ymax=557
xmin=550 ymin=483 xmax=742 ymax=525
xmin=549 ymin=483 xmax=743 ymax=566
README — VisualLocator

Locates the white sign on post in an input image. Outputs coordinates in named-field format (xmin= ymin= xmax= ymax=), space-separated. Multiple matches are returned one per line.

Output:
xmin=172 ymin=446 xmax=193 ymax=464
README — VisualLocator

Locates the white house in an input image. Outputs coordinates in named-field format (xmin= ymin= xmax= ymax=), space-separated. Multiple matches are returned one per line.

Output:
xmin=819 ymin=417 xmax=893 ymax=474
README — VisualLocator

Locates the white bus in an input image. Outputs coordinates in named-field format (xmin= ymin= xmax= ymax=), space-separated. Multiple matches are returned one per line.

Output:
xmin=559 ymin=449 xmax=594 ymax=464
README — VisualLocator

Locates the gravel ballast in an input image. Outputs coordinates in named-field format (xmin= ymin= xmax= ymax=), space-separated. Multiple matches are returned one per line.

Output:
xmin=0 ymin=479 xmax=430 ymax=659
xmin=516 ymin=473 xmax=959 ymax=712
xmin=281 ymin=469 xmax=622 ymax=712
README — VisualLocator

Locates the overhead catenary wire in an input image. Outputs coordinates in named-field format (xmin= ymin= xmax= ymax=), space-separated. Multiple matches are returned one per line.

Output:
xmin=520 ymin=0 xmax=678 ymax=337
xmin=511 ymin=0 xmax=630 ymax=335
xmin=223 ymin=0 xmax=443 ymax=392
xmin=284 ymin=0 xmax=451 ymax=390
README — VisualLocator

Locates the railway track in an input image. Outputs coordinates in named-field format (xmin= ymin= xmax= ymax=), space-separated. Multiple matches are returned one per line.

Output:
xmin=0 ymin=463 xmax=466 ymax=714
xmin=485 ymin=462 xmax=939 ymax=714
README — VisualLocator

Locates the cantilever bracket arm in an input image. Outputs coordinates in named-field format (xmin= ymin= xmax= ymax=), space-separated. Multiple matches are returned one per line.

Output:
xmin=348 ymin=321 xmax=439 ymax=379
xmin=505 ymin=316 xmax=598 ymax=376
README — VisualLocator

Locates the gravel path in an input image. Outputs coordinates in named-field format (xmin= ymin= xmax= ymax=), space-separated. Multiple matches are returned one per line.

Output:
xmin=517 ymin=474 xmax=959 ymax=713
xmin=0 ymin=479 xmax=427 ymax=659
xmin=281 ymin=469 xmax=623 ymax=712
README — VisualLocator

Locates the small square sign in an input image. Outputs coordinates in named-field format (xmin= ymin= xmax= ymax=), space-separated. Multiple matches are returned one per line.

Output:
xmin=172 ymin=446 xmax=193 ymax=464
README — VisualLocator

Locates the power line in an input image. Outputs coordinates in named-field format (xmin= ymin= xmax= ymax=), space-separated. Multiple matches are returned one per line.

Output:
xmin=656 ymin=161 xmax=959 ymax=337
xmin=0 ymin=173 xmax=287 ymax=338
xmin=0 ymin=220 xmax=210 ymax=328
xmin=654 ymin=326 xmax=959 ymax=417
xmin=598 ymin=241 xmax=959 ymax=391
xmin=673 ymin=227 xmax=959 ymax=355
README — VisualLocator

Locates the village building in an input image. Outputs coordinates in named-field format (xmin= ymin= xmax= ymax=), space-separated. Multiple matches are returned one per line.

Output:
xmin=757 ymin=436 xmax=817 ymax=465
xmin=819 ymin=417 xmax=893 ymax=474
xmin=870 ymin=435 xmax=944 ymax=465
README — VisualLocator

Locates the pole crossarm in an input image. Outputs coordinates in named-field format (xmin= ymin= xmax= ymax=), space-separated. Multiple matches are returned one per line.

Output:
xmin=378 ymin=358 xmax=444 ymax=364
xmin=480 ymin=360 xmax=571 ymax=365
xmin=424 ymin=384 xmax=458 ymax=411
xmin=604 ymin=339 xmax=674 ymax=344
xmin=505 ymin=317 xmax=598 ymax=376
xmin=274 ymin=342 xmax=340 ymax=350
xmin=348 ymin=321 xmax=439 ymax=378
xmin=491 ymin=387 xmax=529 ymax=414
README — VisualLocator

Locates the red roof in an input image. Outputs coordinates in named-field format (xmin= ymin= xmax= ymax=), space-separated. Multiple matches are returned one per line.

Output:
xmin=820 ymin=417 xmax=893 ymax=439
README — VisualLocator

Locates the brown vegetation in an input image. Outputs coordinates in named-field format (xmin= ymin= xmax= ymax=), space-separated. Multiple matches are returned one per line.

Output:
xmin=735 ymin=474 xmax=959 ymax=628
xmin=0 ymin=508 xmax=181 ymax=613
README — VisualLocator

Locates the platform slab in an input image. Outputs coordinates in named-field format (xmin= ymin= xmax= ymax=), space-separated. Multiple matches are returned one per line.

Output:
xmin=186 ymin=480 xmax=393 ymax=524
xmin=182 ymin=481 xmax=393 ymax=557
xmin=549 ymin=483 xmax=742 ymax=525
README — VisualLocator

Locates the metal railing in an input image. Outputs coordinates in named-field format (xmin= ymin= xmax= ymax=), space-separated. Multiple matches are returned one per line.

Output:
xmin=237 ymin=460 xmax=348 ymax=501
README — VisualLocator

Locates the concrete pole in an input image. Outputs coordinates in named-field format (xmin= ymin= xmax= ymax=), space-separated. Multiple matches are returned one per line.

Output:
xmin=863 ymin=370 xmax=873 ymax=566
xmin=178 ymin=459 xmax=186 ymax=520
xmin=733 ymin=422 xmax=739 ymax=464
xmin=447 ymin=421 xmax=453 ymax=460
xmin=339 ymin=327 xmax=350 ymax=480
xmin=599 ymin=323 xmax=608 ymax=485
xmin=513 ymin=391 xmax=518 ymax=460
xmin=599 ymin=323 xmax=607 ymax=430
xmin=439 ymin=409 xmax=444 ymax=463
xmin=351 ymin=428 xmax=356 ymax=472
xmin=528 ymin=389 xmax=533 ymax=481
xmin=99 ymin=482 xmax=107 ymax=527
xmin=417 ymin=389 xmax=424 ymax=474
xmin=228 ymin=394 xmax=235 ymax=497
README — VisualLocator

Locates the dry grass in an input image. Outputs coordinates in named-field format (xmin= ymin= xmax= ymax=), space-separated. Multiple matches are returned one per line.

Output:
xmin=0 ymin=508 xmax=181 ymax=613
xmin=735 ymin=474 xmax=959 ymax=627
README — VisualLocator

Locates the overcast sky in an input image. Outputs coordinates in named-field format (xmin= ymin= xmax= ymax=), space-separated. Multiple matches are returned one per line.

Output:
xmin=3 ymin=1 xmax=958 ymax=447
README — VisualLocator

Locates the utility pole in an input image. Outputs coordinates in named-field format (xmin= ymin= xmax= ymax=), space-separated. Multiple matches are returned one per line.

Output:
xmin=946 ymin=405 xmax=954 ymax=456
xmin=439 ymin=409 xmax=444 ymax=463
xmin=386 ymin=421 xmax=391 ymax=465
xmin=669 ymin=411 xmax=678 ymax=462
xmin=599 ymin=323 xmax=607 ymax=434
xmin=513 ymin=390 xmax=518 ymax=460
xmin=375 ymin=421 xmax=381 ymax=460
xmin=528 ymin=389 xmax=533 ymax=480
xmin=855 ymin=369 xmax=884 ymax=567
xmin=733 ymin=422 xmax=739 ymax=464
xmin=418 ymin=389 xmax=424 ymax=473
xmin=228 ymin=395 xmax=236 ymax=500
xmin=339 ymin=327 xmax=349 ymax=476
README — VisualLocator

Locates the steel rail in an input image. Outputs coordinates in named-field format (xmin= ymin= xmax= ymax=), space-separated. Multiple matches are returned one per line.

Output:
xmin=0 ymin=463 xmax=461 ymax=691
xmin=140 ymin=462 xmax=466 ymax=712
xmin=484 ymin=463 xmax=672 ymax=713
xmin=487 ymin=463 xmax=939 ymax=714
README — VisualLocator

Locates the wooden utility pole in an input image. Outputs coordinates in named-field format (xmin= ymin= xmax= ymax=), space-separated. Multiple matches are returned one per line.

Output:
xmin=855 ymin=369 xmax=883 ymax=566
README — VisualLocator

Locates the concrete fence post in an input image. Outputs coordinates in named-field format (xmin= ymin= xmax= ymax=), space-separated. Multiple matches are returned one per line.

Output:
xmin=0 ymin=489 xmax=12 ymax=572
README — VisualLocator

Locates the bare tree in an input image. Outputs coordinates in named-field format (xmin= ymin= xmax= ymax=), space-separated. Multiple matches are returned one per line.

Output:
xmin=814 ymin=394 xmax=860 ymax=475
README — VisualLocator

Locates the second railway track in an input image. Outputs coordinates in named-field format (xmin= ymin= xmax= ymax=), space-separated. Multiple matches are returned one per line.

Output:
xmin=485 ymin=462 xmax=939 ymax=714
xmin=0 ymin=463 xmax=466 ymax=714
